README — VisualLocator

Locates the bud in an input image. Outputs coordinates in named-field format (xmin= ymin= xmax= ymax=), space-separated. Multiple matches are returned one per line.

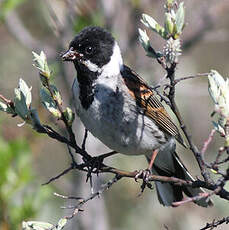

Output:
xmin=208 ymin=70 xmax=229 ymax=146
xmin=63 ymin=107 xmax=75 ymax=127
xmin=208 ymin=70 xmax=229 ymax=118
xmin=32 ymin=51 xmax=51 ymax=79
xmin=165 ymin=0 xmax=175 ymax=10
xmin=163 ymin=37 xmax=182 ymax=64
xmin=50 ymin=85 xmax=62 ymax=105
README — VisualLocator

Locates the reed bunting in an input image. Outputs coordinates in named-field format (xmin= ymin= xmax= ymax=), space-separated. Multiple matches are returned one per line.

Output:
xmin=62 ymin=26 xmax=212 ymax=207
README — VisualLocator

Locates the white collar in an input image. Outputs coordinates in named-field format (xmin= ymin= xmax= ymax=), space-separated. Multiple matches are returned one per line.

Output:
xmin=101 ymin=42 xmax=123 ymax=76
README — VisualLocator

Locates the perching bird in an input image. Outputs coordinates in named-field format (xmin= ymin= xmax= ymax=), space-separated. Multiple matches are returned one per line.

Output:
xmin=62 ymin=26 xmax=212 ymax=207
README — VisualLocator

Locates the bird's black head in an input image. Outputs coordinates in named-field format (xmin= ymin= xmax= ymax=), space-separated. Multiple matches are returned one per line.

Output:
xmin=62 ymin=26 xmax=115 ymax=73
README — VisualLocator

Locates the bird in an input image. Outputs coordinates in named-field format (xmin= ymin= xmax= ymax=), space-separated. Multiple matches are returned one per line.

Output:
xmin=61 ymin=26 xmax=213 ymax=207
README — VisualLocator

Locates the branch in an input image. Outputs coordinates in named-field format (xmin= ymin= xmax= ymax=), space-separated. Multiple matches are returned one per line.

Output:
xmin=201 ymin=129 xmax=216 ymax=155
xmin=161 ymin=73 xmax=210 ymax=89
xmin=172 ymin=186 xmax=221 ymax=207
xmin=0 ymin=94 xmax=13 ymax=104
xmin=200 ymin=216 xmax=229 ymax=230
xmin=163 ymin=62 xmax=212 ymax=183
xmin=36 ymin=124 xmax=92 ymax=161
xmin=43 ymin=155 xmax=229 ymax=202
xmin=45 ymin=80 xmax=77 ymax=146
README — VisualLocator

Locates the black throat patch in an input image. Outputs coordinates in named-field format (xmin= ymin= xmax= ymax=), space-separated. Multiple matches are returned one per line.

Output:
xmin=74 ymin=62 xmax=99 ymax=110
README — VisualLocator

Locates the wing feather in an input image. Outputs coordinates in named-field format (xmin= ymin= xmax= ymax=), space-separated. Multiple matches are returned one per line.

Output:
xmin=121 ymin=65 xmax=183 ymax=144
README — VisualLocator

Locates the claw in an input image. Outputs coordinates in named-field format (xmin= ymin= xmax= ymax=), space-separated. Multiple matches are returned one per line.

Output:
xmin=135 ymin=169 xmax=144 ymax=182
xmin=135 ymin=169 xmax=153 ymax=195
xmin=84 ymin=151 xmax=117 ymax=180
xmin=85 ymin=155 xmax=105 ymax=180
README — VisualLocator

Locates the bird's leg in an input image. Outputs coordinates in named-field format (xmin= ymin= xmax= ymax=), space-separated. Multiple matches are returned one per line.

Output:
xmin=135 ymin=149 xmax=159 ymax=194
xmin=148 ymin=149 xmax=159 ymax=170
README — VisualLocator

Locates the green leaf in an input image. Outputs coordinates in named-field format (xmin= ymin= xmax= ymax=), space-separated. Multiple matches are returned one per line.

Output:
xmin=18 ymin=78 xmax=32 ymax=107
xmin=209 ymin=70 xmax=225 ymax=88
xmin=141 ymin=14 xmax=166 ymax=39
xmin=40 ymin=88 xmax=61 ymax=118
xmin=138 ymin=28 xmax=150 ymax=50
xmin=14 ymin=88 xmax=29 ymax=120
xmin=13 ymin=78 xmax=33 ymax=121
xmin=22 ymin=221 xmax=53 ymax=230
xmin=164 ymin=13 xmax=174 ymax=36
xmin=22 ymin=218 xmax=67 ymax=230
xmin=138 ymin=28 xmax=162 ymax=58
xmin=175 ymin=2 xmax=185 ymax=35
xmin=54 ymin=218 xmax=68 ymax=230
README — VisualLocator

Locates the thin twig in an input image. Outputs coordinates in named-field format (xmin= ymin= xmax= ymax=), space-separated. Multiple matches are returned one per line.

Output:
xmin=153 ymin=87 xmax=171 ymax=106
xmin=82 ymin=129 xmax=88 ymax=150
xmin=174 ymin=73 xmax=209 ymax=85
xmin=172 ymin=186 xmax=221 ymax=207
xmin=42 ymin=165 xmax=75 ymax=185
xmin=200 ymin=216 xmax=229 ymax=230
xmin=217 ymin=155 xmax=229 ymax=165
xmin=64 ymin=175 xmax=122 ymax=220
xmin=201 ymin=129 xmax=216 ymax=155
xmin=54 ymin=192 xmax=83 ymax=201
xmin=0 ymin=94 xmax=12 ymax=104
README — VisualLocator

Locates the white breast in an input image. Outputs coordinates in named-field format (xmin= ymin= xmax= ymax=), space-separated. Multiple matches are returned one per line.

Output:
xmin=72 ymin=73 xmax=167 ymax=156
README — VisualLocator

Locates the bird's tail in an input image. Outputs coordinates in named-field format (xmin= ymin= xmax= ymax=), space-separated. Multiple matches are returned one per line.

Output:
xmin=146 ymin=151 xmax=213 ymax=207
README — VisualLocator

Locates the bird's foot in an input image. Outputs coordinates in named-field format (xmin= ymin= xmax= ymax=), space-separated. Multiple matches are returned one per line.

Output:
xmin=135 ymin=169 xmax=153 ymax=195
xmin=83 ymin=151 xmax=117 ymax=181
xmin=83 ymin=156 xmax=105 ymax=182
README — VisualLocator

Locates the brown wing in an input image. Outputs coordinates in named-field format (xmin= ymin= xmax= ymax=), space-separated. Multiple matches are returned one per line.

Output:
xmin=121 ymin=65 xmax=183 ymax=144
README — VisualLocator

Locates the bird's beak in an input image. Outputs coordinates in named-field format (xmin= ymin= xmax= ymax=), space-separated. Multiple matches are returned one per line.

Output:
xmin=61 ymin=47 xmax=83 ymax=62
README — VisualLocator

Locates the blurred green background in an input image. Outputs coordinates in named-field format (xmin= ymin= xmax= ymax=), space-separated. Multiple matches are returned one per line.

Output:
xmin=1 ymin=0 xmax=229 ymax=229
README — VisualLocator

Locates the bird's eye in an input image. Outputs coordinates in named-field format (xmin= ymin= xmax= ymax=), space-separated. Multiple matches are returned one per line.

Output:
xmin=85 ymin=46 xmax=93 ymax=55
